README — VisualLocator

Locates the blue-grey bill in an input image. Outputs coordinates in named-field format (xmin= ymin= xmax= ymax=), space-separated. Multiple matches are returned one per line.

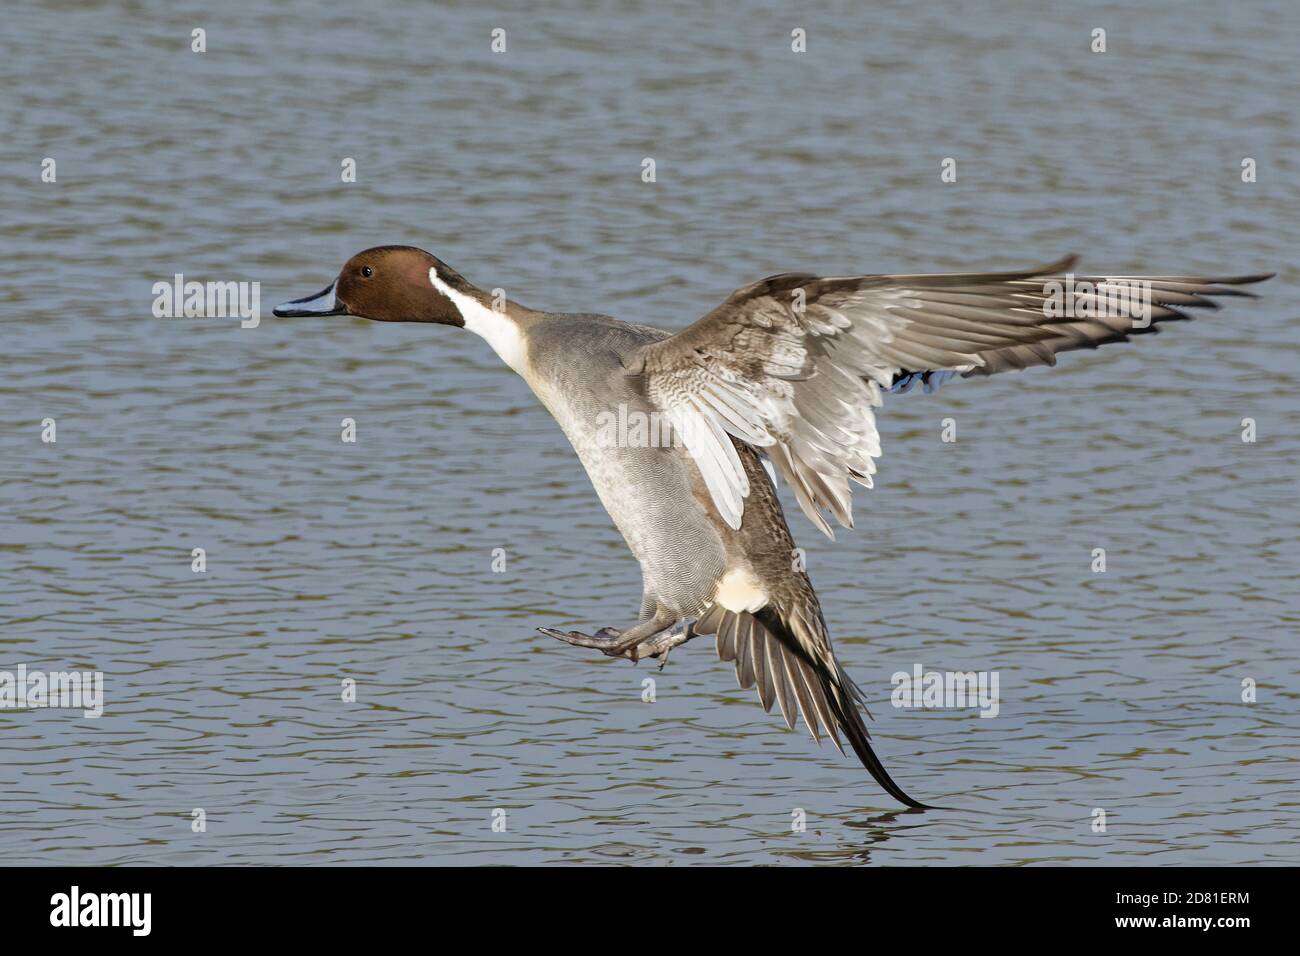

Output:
xmin=273 ymin=282 xmax=346 ymax=317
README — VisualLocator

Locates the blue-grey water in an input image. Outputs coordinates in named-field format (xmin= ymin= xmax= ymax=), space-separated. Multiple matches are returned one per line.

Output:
xmin=2 ymin=0 xmax=1298 ymax=865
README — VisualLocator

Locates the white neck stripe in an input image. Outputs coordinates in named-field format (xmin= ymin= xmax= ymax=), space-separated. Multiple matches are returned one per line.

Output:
xmin=428 ymin=267 xmax=525 ymax=374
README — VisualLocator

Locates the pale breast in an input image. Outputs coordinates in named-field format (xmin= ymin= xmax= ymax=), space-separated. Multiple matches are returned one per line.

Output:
xmin=522 ymin=315 xmax=729 ymax=613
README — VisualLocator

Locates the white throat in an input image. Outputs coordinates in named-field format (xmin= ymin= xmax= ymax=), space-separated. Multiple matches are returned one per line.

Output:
xmin=428 ymin=267 xmax=525 ymax=374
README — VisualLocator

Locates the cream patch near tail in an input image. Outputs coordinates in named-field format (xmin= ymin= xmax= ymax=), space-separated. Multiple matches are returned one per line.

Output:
xmin=712 ymin=568 xmax=768 ymax=613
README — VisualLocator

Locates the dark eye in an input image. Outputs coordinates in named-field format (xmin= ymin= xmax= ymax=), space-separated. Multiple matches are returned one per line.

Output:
xmin=361 ymin=266 xmax=373 ymax=278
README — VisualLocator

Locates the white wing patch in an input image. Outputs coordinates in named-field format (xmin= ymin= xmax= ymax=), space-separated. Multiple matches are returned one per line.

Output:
xmin=651 ymin=339 xmax=889 ymax=537
xmin=663 ymin=399 xmax=749 ymax=529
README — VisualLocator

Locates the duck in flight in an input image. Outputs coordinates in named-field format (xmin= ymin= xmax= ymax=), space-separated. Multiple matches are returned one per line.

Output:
xmin=276 ymin=248 xmax=1270 ymax=808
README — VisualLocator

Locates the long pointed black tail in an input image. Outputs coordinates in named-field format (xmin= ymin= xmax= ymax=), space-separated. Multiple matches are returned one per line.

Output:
xmin=741 ymin=605 xmax=933 ymax=810
xmin=824 ymin=672 xmax=932 ymax=810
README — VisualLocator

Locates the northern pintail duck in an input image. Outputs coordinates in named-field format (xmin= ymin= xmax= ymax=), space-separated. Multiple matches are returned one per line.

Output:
xmin=276 ymin=247 xmax=1271 ymax=807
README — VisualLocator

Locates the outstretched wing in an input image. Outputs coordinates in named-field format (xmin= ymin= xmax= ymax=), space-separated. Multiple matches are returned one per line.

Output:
xmin=629 ymin=257 xmax=1271 ymax=536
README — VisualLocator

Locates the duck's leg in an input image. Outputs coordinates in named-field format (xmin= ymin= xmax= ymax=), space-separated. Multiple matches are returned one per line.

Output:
xmin=541 ymin=607 xmax=701 ymax=663
xmin=624 ymin=618 xmax=696 ymax=668
xmin=540 ymin=611 xmax=675 ymax=656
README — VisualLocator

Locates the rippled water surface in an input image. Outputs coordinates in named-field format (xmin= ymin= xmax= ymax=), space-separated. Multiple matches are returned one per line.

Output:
xmin=2 ymin=0 xmax=1298 ymax=865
